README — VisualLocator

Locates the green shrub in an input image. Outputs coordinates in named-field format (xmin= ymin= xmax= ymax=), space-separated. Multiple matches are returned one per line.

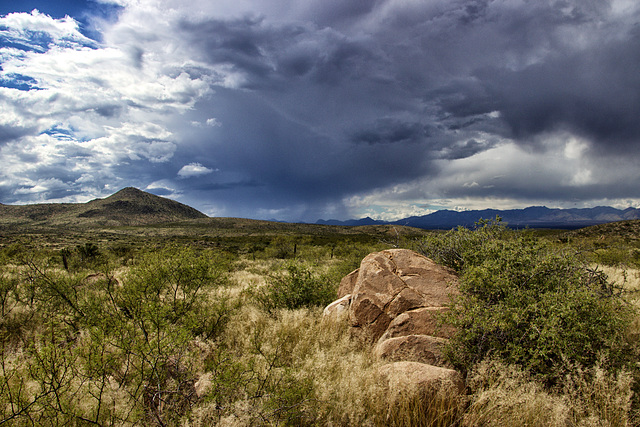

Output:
xmin=59 ymin=242 xmax=107 ymax=271
xmin=265 ymin=236 xmax=298 ymax=259
xmin=419 ymin=219 xmax=638 ymax=385
xmin=254 ymin=262 xmax=336 ymax=313
xmin=592 ymin=246 xmax=639 ymax=267
xmin=119 ymin=246 xmax=232 ymax=336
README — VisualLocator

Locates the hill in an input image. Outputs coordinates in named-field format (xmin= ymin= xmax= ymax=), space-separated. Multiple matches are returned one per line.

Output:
xmin=0 ymin=187 xmax=207 ymax=228
xmin=0 ymin=188 xmax=431 ymax=247
xmin=78 ymin=187 xmax=207 ymax=225
xmin=565 ymin=219 xmax=640 ymax=242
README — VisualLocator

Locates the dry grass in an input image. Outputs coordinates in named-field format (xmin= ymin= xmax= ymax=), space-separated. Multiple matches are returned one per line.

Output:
xmin=385 ymin=387 xmax=466 ymax=427
xmin=222 ymin=259 xmax=460 ymax=425
xmin=188 ymin=257 xmax=431 ymax=425
xmin=463 ymin=359 xmax=635 ymax=427
xmin=187 ymin=301 xmax=388 ymax=426
xmin=598 ymin=266 xmax=640 ymax=343
xmin=463 ymin=360 xmax=568 ymax=427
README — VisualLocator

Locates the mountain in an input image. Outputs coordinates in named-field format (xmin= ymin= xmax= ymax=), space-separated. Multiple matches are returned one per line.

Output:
xmin=78 ymin=187 xmax=206 ymax=225
xmin=317 ymin=206 xmax=640 ymax=230
xmin=0 ymin=187 xmax=207 ymax=227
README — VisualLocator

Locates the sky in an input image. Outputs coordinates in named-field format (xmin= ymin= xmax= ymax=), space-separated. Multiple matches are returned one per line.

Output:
xmin=1 ymin=0 xmax=639 ymax=222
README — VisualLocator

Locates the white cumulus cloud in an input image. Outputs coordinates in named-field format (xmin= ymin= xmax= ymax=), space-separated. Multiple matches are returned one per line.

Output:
xmin=178 ymin=162 xmax=215 ymax=178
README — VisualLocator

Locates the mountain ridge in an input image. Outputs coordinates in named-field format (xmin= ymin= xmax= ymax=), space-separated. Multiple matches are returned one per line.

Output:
xmin=317 ymin=206 xmax=640 ymax=229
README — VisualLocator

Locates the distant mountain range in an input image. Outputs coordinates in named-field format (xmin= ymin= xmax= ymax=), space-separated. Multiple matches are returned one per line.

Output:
xmin=317 ymin=206 xmax=640 ymax=229
xmin=1 ymin=187 xmax=638 ymax=230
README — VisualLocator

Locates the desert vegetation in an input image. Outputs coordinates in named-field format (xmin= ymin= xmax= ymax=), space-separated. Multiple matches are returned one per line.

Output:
xmin=0 ymin=218 xmax=639 ymax=425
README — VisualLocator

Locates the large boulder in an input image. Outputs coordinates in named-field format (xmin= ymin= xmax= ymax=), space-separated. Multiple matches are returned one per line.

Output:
xmin=348 ymin=249 xmax=458 ymax=341
xmin=374 ymin=335 xmax=450 ymax=367
xmin=378 ymin=361 xmax=464 ymax=398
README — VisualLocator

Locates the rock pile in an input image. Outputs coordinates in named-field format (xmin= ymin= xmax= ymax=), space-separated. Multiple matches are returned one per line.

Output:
xmin=323 ymin=249 xmax=464 ymax=398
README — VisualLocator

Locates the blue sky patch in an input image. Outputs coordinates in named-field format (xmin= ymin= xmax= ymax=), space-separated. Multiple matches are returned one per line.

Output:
xmin=41 ymin=125 xmax=77 ymax=141
xmin=0 ymin=73 xmax=41 ymax=91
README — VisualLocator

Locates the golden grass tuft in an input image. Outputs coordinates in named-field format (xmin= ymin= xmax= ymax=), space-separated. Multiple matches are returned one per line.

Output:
xmin=385 ymin=387 xmax=466 ymax=427
xmin=463 ymin=359 xmax=635 ymax=427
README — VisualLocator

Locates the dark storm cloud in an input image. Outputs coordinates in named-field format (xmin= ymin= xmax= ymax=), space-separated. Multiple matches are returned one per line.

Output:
xmin=350 ymin=119 xmax=432 ymax=145
xmin=478 ymin=32 xmax=640 ymax=152
xmin=438 ymin=139 xmax=494 ymax=160
xmin=179 ymin=16 xmax=278 ymax=83
xmin=298 ymin=0 xmax=378 ymax=28
xmin=176 ymin=85 xmax=434 ymax=198
xmin=179 ymin=16 xmax=377 ymax=89
xmin=420 ymin=1 xmax=640 ymax=153
xmin=159 ymin=0 xmax=640 ymax=219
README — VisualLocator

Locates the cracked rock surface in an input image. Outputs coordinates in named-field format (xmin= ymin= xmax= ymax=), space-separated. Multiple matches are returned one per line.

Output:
xmin=347 ymin=249 xmax=458 ymax=341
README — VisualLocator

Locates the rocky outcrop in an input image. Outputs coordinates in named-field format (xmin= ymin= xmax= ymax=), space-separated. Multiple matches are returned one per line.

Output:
xmin=324 ymin=249 xmax=463 ymax=400
xmin=329 ymin=249 xmax=458 ymax=342
xmin=337 ymin=269 xmax=359 ymax=299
